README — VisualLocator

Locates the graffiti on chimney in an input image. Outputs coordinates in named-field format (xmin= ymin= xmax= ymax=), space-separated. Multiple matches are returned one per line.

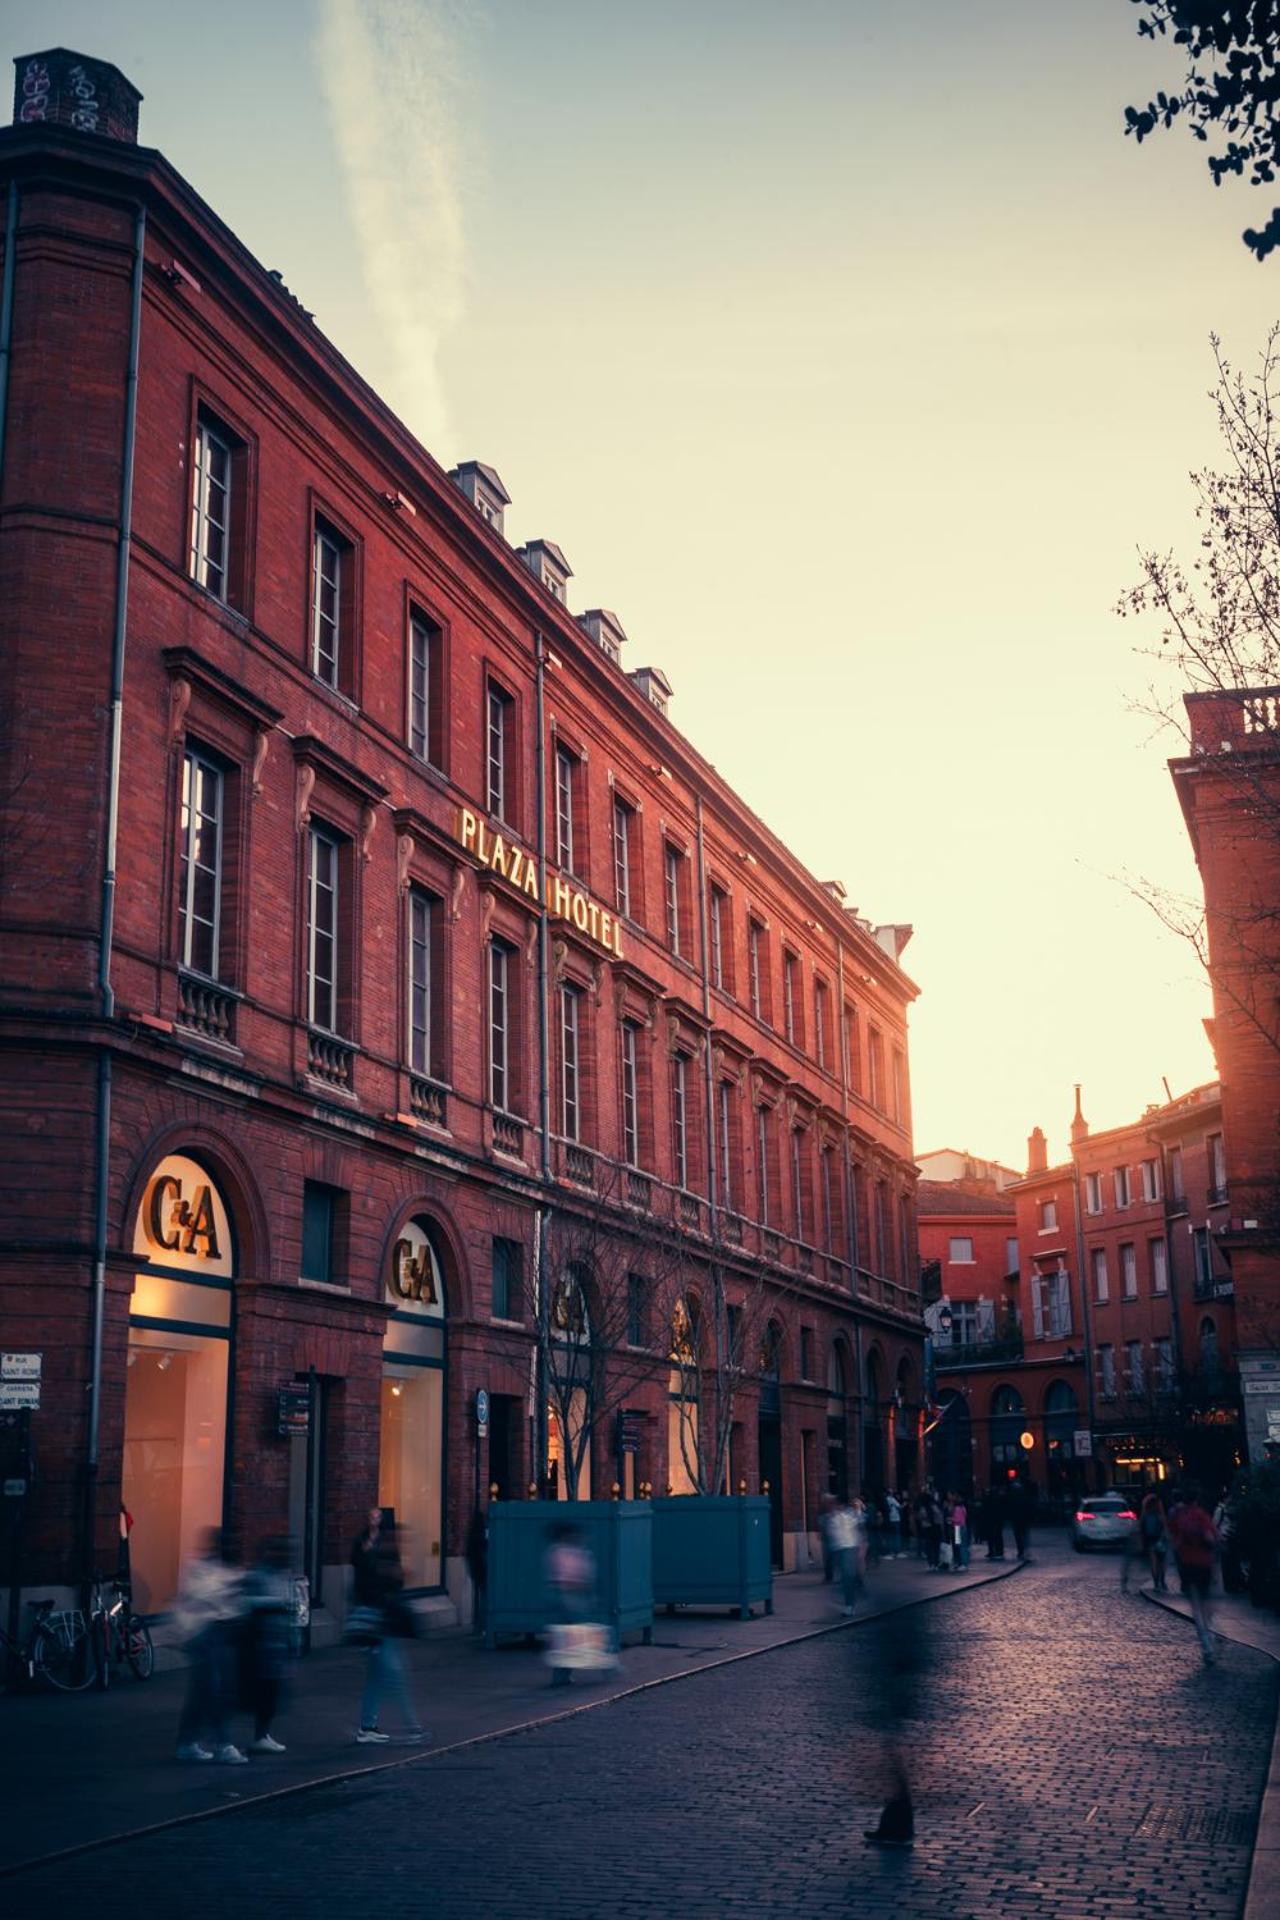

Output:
xmin=18 ymin=59 xmax=101 ymax=133
xmin=66 ymin=65 xmax=101 ymax=133
xmin=19 ymin=59 xmax=50 ymax=123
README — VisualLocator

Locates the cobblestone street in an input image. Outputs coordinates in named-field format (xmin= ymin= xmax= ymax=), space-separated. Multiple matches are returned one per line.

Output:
xmin=11 ymin=1541 xmax=1276 ymax=1919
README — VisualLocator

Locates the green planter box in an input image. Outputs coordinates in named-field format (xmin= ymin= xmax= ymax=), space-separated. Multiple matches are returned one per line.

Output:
xmin=486 ymin=1500 xmax=654 ymax=1650
xmin=651 ymin=1495 xmax=774 ymax=1619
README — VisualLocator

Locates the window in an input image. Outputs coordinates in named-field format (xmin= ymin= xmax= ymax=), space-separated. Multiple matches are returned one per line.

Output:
xmin=1114 ymin=1166 xmax=1131 ymax=1209
xmin=875 ymin=1181 xmax=891 ymax=1278
xmin=1005 ymin=1237 xmax=1019 ymax=1276
xmin=1193 ymin=1226 xmax=1213 ymax=1289
xmin=492 ymin=1237 xmax=522 ymax=1321
xmin=1126 ymin=1339 xmax=1144 ymax=1394
xmin=783 ymin=951 xmax=799 ymax=1045
xmin=1141 ymin=1158 xmax=1161 ymax=1203
xmin=1039 ymin=1198 xmax=1058 ymax=1233
xmin=814 ymin=979 xmax=829 ymax=1069
xmin=190 ymin=413 xmax=235 ymax=601
xmin=1168 ymin=1146 xmax=1185 ymax=1206
xmin=1084 ymin=1172 xmax=1102 ymax=1215
xmin=1098 ymin=1343 xmax=1116 ymax=1399
xmin=310 ymin=520 xmax=346 ymax=688
xmin=486 ymin=683 xmax=513 ymax=822
xmin=792 ymin=1128 xmax=806 ymax=1240
xmin=1150 ymin=1237 xmax=1168 ymax=1296
xmin=891 ymin=1049 xmax=906 ymax=1125
xmin=821 ymin=1147 xmax=835 ymax=1251
xmin=948 ymin=1236 xmax=975 ymax=1264
xmin=1091 ymin=1246 xmax=1109 ymax=1303
xmin=627 ymin=1273 xmax=647 ymax=1348
xmin=620 ymin=1021 xmax=639 ymax=1166
xmin=946 ymin=1301 xmax=980 ymax=1347
xmin=665 ymin=846 xmax=684 ymax=957
xmin=407 ymin=886 xmax=435 ymax=1077
xmin=307 ymin=826 xmax=340 ymax=1032
xmin=756 ymin=1106 xmax=770 ymax=1224
xmin=554 ymin=746 xmax=576 ymax=873
xmin=843 ymin=1004 xmax=859 ymax=1093
xmin=178 ymin=749 xmax=223 ymax=978
xmin=709 ymin=886 xmax=727 ymax=990
xmin=1156 ymin=1337 xmax=1175 ymax=1390
xmin=671 ymin=1053 xmax=689 ymax=1190
xmin=748 ymin=919 xmax=764 ymax=1020
xmin=489 ymin=939 xmax=512 ymax=1111
xmin=800 ymin=1326 xmax=815 ymax=1380
xmin=718 ymin=1081 xmax=734 ymax=1209
xmin=868 ymin=1028 xmax=884 ymax=1109
xmin=613 ymin=798 xmax=633 ymax=918
xmin=1208 ymin=1133 xmax=1227 ymax=1203
xmin=1033 ymin=1266 xmax=1072 ymax=1338
xmin=561 ymin=986 xmax=582 ymax=1140
xmin=409 ymin=612 xmax=441 ymax=765
xmin=1121 ymin=1242 xmax=1137 ymax=1299
xmin=301 ymin=1180 xmax=339 ymax=1284
xmin=726 ymin=1303 xmax=742 ymax=1364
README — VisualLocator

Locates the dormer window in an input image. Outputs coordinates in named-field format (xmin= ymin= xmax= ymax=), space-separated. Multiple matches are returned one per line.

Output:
xmin=629 ymin=666 xmax=672 ymax=716
xmin=577 ymin=610 xmax=628 ymax=666
xmin=448 ymin=460 xmax=511 ymax=538
xmin=517 ymin=540 xmax=572 ymax=606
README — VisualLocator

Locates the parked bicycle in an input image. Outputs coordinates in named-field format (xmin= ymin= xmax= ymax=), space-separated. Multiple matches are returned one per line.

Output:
xmin=89 ymin=1574 xmax=154 ymax=1688
xmin=0 ymin=1598 xmax=95 ymax=1693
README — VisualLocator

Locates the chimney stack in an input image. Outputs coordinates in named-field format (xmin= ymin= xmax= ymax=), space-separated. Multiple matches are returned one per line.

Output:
xmin=14 ymin=50 xmax=141 ymax=144
xmin=1070 ymin=1083 xmax=1089 ymax=1147
xmin=1027 ymin=1126 xmax=1048 ymax=1176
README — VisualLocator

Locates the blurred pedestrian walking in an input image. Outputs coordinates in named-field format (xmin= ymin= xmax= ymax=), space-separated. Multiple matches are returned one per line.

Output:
xmin=829 ymin=1496 xmax=864 ymax=1615
xmin=861 ymin=1571 xmax=936 ymax=1848
xmin=951 ymin=1493 xmax=969 ymax=1570
xmin=174 ymin=1528 xmax=247 ymax=1765
xmin=1139 ymin=1493 xmax=1169 ymax=1592
xmin=242 ymin=1535 xmax=297 ymax=1753
xmin=349 ymin=1508 xmax=427 ymax=1743
xmin=982 ymin=1485 xmax=1005 ymax=1561
xmin=885 ymin=1491 xmax=903 ymax=1558
xmin=1011 ymin=1478 xmax=1033 ymax=1562
xmin=544 ymin=1521 xmax=614 ymax=1686
xmin=1168 ymin=1486 xmax=1220 ymax=1665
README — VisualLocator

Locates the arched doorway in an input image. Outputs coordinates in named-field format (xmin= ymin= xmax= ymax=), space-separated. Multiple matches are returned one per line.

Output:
xmin=757 ymin=1320 xmax=784 ymax=1566
xmin=667 ymin=1295 xmax=702 ymax=1496
xmin=929 ymin=1388 xmax=972 ymax=1496
xmin=381 ymin=1216 xmax=448 ymax=1590
xmin=123 ymin=1153 xmax=235 ymax=1615
xmin=862 ymin=1347 xmax=885 ymax=1494
xmin=1043 ymin=1379 xmax=1080 ymax=1506
xmin=826 ymin=1342 xmax=850 ymax=1500
xmin=990 ymin=1384 xmax=1026 ymax=1479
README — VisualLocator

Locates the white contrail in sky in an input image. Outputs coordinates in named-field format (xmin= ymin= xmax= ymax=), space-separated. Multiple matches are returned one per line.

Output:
xmin=316 ymin=0 xmax=474 ymax=455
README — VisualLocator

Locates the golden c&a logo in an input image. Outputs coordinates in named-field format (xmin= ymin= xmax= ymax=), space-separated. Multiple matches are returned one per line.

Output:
xmin=147 ymin=1175 xmax=221 ymax=1261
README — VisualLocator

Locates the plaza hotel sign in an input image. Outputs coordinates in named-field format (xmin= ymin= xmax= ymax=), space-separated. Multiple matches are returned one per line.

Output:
xmin=455 ymin=808 xmax=625 ymax=960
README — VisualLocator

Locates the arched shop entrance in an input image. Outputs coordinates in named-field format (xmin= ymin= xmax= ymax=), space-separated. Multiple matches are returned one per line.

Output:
xmin=123 ymin=1153 xmax=234 ymax=1616
xmin=929 ymin=1388 xmax=972 ymax=1496
xmin=990 ymin=1385 xmax=1026 ymax=1479
xmin=380 ymin=1216 xmax=447 ymax=1591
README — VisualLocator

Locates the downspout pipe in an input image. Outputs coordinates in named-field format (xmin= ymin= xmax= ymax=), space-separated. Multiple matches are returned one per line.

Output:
xmin=0 ymin=181 xmax=19 ymax=487
xmin=86 ymin=204 xmax=146 ymax=1575
xmin=533 ymin=631 xmax=551 ymax=1493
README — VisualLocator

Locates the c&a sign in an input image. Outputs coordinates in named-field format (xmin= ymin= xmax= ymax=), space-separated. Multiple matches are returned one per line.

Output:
xmin=133 ymin=1154 xmax=234 ymax=1277
xmin=389 ymin=1218 xmax=445 ymax=1317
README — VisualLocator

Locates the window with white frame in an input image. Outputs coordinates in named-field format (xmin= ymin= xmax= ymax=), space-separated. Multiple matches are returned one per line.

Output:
xmin=311 ymin=521 xmax=345 ymax=688
xmin=190 ymin=413 xmax=233 ymax=601
xmin=561 ymin=986 xmax=583 ymax=1141
xmin=783 ymin=951 xmax=799 ymax=1045
xmin=554 ymin=746 xmax=576 ymax=873
xmin=756 ymin=1105 xmax=770 ymax=1224
xmin=1033 ymin=1266 xmax=1072 ymax=1338
xmin=1098 ymin=1343 xmax=1116 ymax=1398
xmin=1091 ymin=1246 xmax=1109 ymax=1303
xmin=620 ymin=1021 xmax=640 ymax=1167
xmin=1121 ymin=1242 xmax=1137 ymax=1299
xmin=949 ymin=1236 xmax=975 ymax=1264
xmin=408 ymin=886 xmax=435 ymax=1077
xmin=1039 ymin=1198 xmax=1058 ymax=1233
xmin=1126 ymin=1339 xmax=1144 ymax=1394
xmin=486 ymin=683 xmax=512 ymax=823
xmin=1208 ymin=1132 xmax=1227 ymax=1202
xmin=307 ymin=826 xmax=340 ymax=1032
xmin=1114 ymin=1166 xmax=1131 ymax=1209
xmin=613 ymin=797 xmax=632 ymax=918
xmin=1141 ymin=1158 xmax=1161 ymax=1203
xmin=1084 ymin=1172 xmax=1102 ymax=1215
xmin=709 ymin=886 xmax=726 ymax=990
xmin=409 ymin=612 xmax=440 ymax=765
xmin=718 ymin=1080 xmax=733 ymax=1209
xmin=488 ymin=939 xmax=512 ymax=1111
xmin=664 ymin=845 xmax=683 ymax=957
xmin=671 ymin=1053 xmax=688 ymax=1190
xmin=748 ymin=918 xmax=764 ymax=1019
xmin=178 ymin=748 xmax=223 ymax=978
xmin=1149 ymin=1237 xmax=1168 ymax=1296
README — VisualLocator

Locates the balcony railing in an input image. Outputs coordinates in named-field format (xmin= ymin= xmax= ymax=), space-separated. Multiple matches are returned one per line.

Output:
xmin=1208 ymin=1184 xmax=1229 ymax=1206
xmin=306 ymin=1028 xmax=355 ymax=1093
xmin=409 ymin=1074 xmax=448 ymax=1129
xmin=1194 ymin=1271 xmax=1234 ymax=1301
xmin=720 ymin=1210 xmax=744 ymax=1246
xmin=492 ymin=1111 xmax=525 ymax=1159
xmin=177 ymin=971 xmax=238 ymax=1046
xmin=565 ymin=1143 xmax=594 ymax=1187
xmin=679 ymin=1191 xmax=702 ymax=1232
xmin=933 ymin=1332 xmax=1025 ymax=1369
xmin=625 ymin=1168 xmax=653 ymax=1212
xmin=761 ymin=1228 xmax=783 ymax=1265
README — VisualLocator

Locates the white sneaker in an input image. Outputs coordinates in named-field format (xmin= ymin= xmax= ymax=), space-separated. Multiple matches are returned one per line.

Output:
xmin=355 ymin=1727 xmax=391 ymax=1744
xmin=249 ymin=1734 xmax=286 ymax=1753
xmin=215 ymin=1744 xmax=249 ymax=1765
xmin=176 ymin=1742 xmax=214 ymax=1763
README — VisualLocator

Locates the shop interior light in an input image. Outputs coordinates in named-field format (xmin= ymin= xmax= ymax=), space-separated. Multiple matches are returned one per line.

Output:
xmin=157 ymin=1353 xmax=172 ymax=1372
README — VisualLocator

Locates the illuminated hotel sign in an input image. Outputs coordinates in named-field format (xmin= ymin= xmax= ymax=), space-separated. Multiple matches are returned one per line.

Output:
xmin=456 ymin=808 xmax=624 ymax=959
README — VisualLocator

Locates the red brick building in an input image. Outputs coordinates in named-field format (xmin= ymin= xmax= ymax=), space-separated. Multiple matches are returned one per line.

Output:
xmin=1171 ymin=689 xmax=1280 ymax=1464
xmin=0 ymin=51 xmax=923 ymax=1629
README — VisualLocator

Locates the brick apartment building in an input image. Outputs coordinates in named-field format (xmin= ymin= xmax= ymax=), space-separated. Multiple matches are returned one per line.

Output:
xmin=0 ymin=51 xmax=923 ymax=1627
xmin=1171 ymin=689 xmax=1280 ymax=1464
xmin=923 ymin=1086 xmax=1243 ymax=1500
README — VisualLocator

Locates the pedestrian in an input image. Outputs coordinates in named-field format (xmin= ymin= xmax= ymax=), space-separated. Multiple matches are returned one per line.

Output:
xmin=862 ymin=1574 xmax=936 ymax=1849
xmin=1011 ymin=1477 xmax=1033 ymax=1562
xmin=544 ymin=1521 xmax=609 ymax=1687
xmin=818 ymin=1493 xmax=837 ymax=1583
xmin=1168 ymin=1485 xmax=1220 ymax=1665
xmin=982 ymin=1484 xmax=1005 ymax=1560
xmin=924 ymin=1490 xmax=943 ymax=1570
xmin=951 ymin=1492 xmax=969 ymax=1570
xmin=242 ymin=1535 xmax=297 ymax=1753
xmin=174 ymin=1527 xmax=248 ymax=1765
xmin=350 ymin=1508 xmax=427 ymax=1743
xmin=1139 ymin=1492 xmax=1169 ymax=1592
xmin=466 ymin=1506 xmax=489 ymax=1635
xmin=864 ymin=1494 xmax=882 ymax=1566
xmin=885 ymin=1490 xmax=903 ymax=1557
xmin=828 ymin=1496 xmax=863 ymax=1615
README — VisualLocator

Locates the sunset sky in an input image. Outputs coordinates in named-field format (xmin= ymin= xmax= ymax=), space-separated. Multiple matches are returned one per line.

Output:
xmin=15 ymin=0 xmax=1278 ymax=1171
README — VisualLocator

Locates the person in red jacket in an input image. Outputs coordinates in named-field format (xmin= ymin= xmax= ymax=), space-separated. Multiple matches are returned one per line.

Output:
xmin=1167 ymin=1486 xmax=1220 ymax=1665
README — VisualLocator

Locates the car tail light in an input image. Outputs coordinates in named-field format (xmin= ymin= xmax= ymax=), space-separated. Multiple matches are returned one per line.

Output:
xmin=1118 ymin=1511 xmax=1136 ymax=1521
xmin=1075 ymin=1512 xmax=1091 ymax=1523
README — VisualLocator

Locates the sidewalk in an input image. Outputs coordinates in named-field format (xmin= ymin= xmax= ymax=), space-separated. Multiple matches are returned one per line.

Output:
xmin=0 ymin=1551 xmax=1019 ymax=1876
xmin=1141 ymin=1583 xmax=1280 ymax=1920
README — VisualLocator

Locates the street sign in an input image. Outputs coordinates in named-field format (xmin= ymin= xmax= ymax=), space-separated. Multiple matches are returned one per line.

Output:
xmin=0 ymin=1382 xmax=40 ymax=1411
xmin=1 ymin=1353 xmax=41 ymax=1381
xmin=277 ymin=1383 xmax=310 ymax=1436
xmin=618 ymin=1410 xmax=646 ymax=1453
xmin=1073 ymin=1430 xmax=1093 ymax=1458
xmin=475 ymin=1388 xmax=490 ymax=1436
xmin=3 ymin=1478 xmax=27 ymax=1498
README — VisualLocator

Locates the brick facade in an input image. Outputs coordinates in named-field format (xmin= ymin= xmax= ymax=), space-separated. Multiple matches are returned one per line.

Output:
xmin=0 ymin=70 xmax=922 ymax=1619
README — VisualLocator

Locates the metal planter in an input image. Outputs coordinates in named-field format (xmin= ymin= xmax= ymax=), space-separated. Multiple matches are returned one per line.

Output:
xmin=650 ymin=1495 xmax=774 ymax=1619
xmin=485 ymin=1499 xmax=654 ymax=1650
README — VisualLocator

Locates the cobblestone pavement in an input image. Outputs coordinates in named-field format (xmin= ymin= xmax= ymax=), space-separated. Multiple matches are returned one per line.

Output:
xmin=13 ymin=1542 xmax=1277 ymax=1919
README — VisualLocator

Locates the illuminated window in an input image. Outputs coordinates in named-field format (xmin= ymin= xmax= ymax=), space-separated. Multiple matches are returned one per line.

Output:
xmin=190 ymin=414 xmax=233 ymax=600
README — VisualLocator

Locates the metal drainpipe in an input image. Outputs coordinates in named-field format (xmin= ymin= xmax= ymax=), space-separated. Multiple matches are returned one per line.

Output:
xmin=1069 ymin=1157 xmax=1098 ymax=1485
xmin=0 ymin=182 xmax=19 ymax=485
xmin=86 ymin=204 xmax=146 ymax=1576
xmin=694 ymin=795 xmax=724 ymax=1488
xmin=533 ymin=631 xmax=551 ymax=1494
xmin=1151 ymin=1132 xmax=1185 ymax=1430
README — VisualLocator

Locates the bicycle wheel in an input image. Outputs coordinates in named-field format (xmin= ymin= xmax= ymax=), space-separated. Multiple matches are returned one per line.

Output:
xmin=125 ymin=1616 xmax=154 ymax=1680
xmin=33 ymin=1620 xmax=94 ymax=1692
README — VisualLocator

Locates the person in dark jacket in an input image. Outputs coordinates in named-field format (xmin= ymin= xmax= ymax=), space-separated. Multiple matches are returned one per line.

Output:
xmin=982 ymin=1485 xmax=1005 ymax=1560
xmin=1010 ymin=1478 xmax=1034 ymax=1562
xmin=243 ymin=1535 xmax=297 ymax=1753
xmin=351 ymin=1510 xmax=426 ymax=1745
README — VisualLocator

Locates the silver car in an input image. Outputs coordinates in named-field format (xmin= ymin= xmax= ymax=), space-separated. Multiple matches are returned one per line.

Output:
xmin=1072 ymin=1494 xmax=1138 ymax=1551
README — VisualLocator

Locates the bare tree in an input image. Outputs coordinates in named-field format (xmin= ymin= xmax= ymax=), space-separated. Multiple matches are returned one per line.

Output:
xmin=667 ymin=1254 xmax=789 ymax=1498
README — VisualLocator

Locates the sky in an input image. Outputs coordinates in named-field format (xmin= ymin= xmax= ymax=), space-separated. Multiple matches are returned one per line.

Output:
xmin=13 ymin=0 xmax=1278 ymax=1171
